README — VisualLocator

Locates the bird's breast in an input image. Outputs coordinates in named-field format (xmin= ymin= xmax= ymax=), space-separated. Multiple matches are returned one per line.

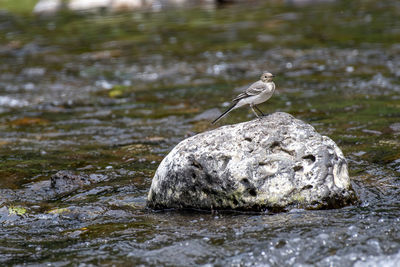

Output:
xmin=253 ymin=89 xmax=273 ymax=104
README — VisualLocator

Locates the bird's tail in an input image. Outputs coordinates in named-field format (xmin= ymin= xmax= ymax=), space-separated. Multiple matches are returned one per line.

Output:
xmin=211 ymin=102 xmax=237 ymax=124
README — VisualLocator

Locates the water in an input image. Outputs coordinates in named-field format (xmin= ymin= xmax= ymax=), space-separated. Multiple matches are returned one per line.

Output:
xmin=0 ymin=0 xmax=400 ymax=265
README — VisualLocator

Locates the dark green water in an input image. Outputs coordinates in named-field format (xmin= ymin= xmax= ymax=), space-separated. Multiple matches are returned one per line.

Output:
xmin=0 ymin=0 xmax=400 ymax=265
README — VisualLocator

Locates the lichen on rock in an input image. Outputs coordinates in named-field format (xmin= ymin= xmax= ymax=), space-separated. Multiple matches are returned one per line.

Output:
xmin=147 ymin=112 xmax=358 ymax=212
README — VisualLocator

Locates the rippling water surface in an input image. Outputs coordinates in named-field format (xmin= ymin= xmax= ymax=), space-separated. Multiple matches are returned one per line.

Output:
xmin=0 ymin=0 xmax=400 ymax=265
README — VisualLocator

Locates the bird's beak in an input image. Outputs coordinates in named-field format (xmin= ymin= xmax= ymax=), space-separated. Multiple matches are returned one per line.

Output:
xmin=271 ymin=75 xmax=275 ymax=77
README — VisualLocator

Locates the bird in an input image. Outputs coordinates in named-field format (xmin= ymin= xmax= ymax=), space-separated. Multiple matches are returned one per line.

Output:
xmin=212 ymin=72 xmax=276 ymax=124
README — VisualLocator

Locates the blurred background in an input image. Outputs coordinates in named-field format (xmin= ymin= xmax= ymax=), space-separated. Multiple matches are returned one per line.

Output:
xmin=0 ymin=0 xmax=400 ymax=266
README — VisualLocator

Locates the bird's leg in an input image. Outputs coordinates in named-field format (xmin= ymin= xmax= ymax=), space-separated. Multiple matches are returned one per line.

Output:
xmin=250 ymin=104 xmax=260 ymax=118
xmin=254 ymin=105 xmax=265 ymax=116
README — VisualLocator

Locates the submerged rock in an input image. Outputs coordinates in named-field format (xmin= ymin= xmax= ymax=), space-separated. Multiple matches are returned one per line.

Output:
xmin=147 ymin=112 xmax=358 ymax=212
xmin=51 ymin=170 xmax=110 ymax=196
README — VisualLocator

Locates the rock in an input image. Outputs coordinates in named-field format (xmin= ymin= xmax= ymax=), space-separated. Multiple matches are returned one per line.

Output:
xmin=147 ymin=112 xmax=358 ymax=212
xmin=51 ymin=170 xmax=110 ymax=196
xmin=68 ymin=0 xmax=112 ymax=11
xmin=0 ymin=170 xmax=121 ymax=206
xmin=33 ymin=0 xmax=62 ymax=15
xmin=111 ymin=0 xmax=147 ymax=11
xmin=68 ymin=0 xmax=151 ymax=12
xmin=34 ymin=0 xmax=216 ymax=14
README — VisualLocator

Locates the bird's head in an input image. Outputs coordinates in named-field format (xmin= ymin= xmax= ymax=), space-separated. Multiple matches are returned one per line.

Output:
xmin=261 ymin=72 xmax=275 ymax=82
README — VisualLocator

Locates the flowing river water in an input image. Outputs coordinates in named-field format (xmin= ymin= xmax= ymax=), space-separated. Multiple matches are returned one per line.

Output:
xmin=0 ymin=0 xmax=400 ymax=265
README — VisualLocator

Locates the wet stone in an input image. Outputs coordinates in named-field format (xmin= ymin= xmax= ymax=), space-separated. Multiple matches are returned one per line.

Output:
xmin=147 ymin=112 xmax=358 ymax=212
xmin=51 ymin=170 xmax=110 ymax=196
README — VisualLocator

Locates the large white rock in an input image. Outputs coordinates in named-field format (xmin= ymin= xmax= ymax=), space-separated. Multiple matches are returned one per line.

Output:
xmin=147 ymin=112 xmax=358 ymax=212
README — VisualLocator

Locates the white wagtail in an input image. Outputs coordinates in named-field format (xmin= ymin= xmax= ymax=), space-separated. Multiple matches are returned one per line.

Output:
xmin=212 ymin=72 xmax=276 ymax=124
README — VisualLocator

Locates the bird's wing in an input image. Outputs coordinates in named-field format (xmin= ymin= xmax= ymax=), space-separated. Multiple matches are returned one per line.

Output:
xmin=246 ymin=81 xmax=267 ymax=95
xmin=232 ymin=92 xmax=248 ymax=102
xmin=232 ymin=81 xmax=266 ymax=101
